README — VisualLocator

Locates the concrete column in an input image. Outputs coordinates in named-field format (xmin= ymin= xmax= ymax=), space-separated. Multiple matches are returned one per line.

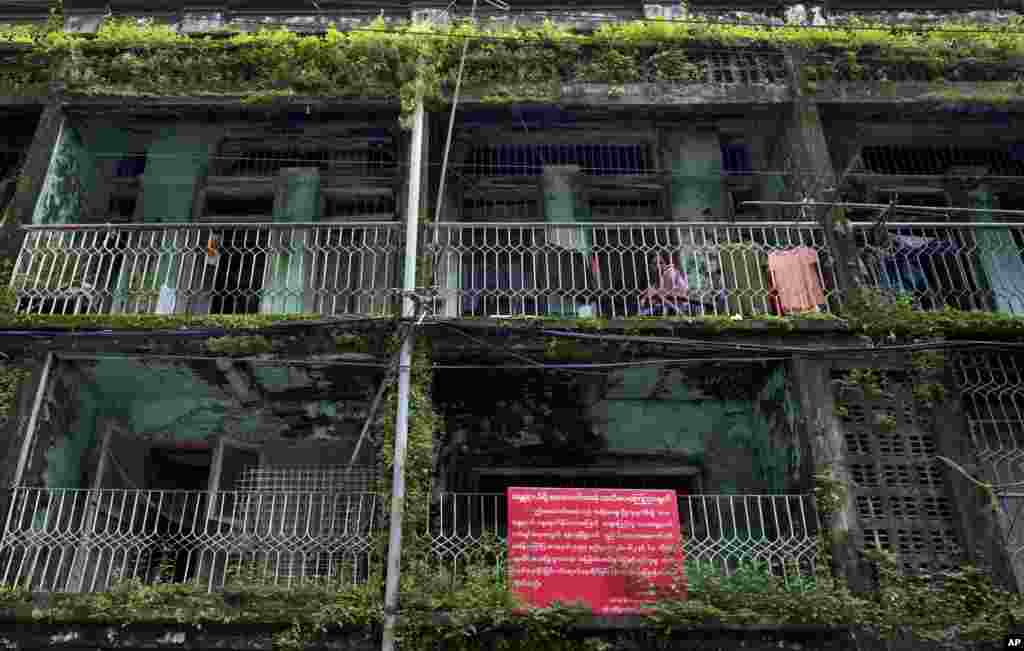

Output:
xmin=1 ymin=103 xmax=64 ymax=263
xmin=778 ymin=50 xmax=858 ymax=296
xmin=790 ymin=356 xmax=869 ymax=593
xmin=665 ymin=129 xmax=724 ymax=221
xmin=542 ymin=165 xmax=588 ymax=316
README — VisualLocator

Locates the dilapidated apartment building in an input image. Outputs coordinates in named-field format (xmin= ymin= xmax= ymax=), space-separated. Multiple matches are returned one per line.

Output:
xmin=0 ymin=0 xmax=1023 ymax=638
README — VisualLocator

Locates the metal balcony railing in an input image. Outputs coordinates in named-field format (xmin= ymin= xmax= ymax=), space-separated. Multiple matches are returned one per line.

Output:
xmin=2 ymin=489 xmax=818 ymax=593
xmin=424 ymin=222 xmax=839 ymax=319
xmin=426 ymin=493 xmax=820 ymax=583
xmin=11 ymin=222 xmax=403 ymax=316
xmin=0 ymin=488 xmax=381 ymax=592
xmin=852 ymin=222 xmax=1024 ymax=315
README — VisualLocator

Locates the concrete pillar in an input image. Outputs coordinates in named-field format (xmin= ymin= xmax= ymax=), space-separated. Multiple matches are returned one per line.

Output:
xmin=778 ymin=50 xmax=858 ymax=297
xmin=542 ymin=165 xmax=590 ymax=317
xmin=790 ymin=356 xmax=870 ymax=593
xmin=665 ymin=129 xmax=724 ymax=221
xmin=261 ymin=168 xmax=320 ymax=315
xmin=1 ymin=103 xmax=64 ymax=263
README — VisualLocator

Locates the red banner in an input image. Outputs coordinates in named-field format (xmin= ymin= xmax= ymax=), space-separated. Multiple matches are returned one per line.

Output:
xmin=506 ymin=487 xmax=685 ymax=614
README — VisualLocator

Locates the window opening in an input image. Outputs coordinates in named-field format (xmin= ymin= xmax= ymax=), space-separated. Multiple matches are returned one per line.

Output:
xmin=323 ymin=194 xmax=396 ymax=220
xmin=113 ymin=155 xmax=147 ymax=178
xmin=209 ymin=229 xmax=268 ymax=314
xmin=204 ymin=194 xmax=275 ymax=219
xmin=860 ymin=145 xmax=1024 ymax=177
xmin=463 ymin=143 xmax=654 ymax=177
xmin=145 ymin=447 xmax=212 ymax=583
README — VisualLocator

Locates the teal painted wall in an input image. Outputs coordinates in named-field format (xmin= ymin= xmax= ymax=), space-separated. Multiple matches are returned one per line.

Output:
xmin=140 ymin=126 xmax=216 ymax=224
xmin=32 ymin=125 xmax=91 ymax=225
xmin=43 ymin=376 xmax=100 ymax=489
xmin=590 ymin=365 xmax=799 ymax=494
xmin=261 ymin=169 xmax=320 ymax=314
xmin=43 ymin=360 xmax=238 ymax=488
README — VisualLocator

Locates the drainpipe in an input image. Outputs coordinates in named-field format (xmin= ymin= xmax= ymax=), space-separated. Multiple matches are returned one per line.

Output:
xmin=380 ymin=95 xmax=426 ymax=651
xmin=11 ymin=352 xmax=53 ymax=488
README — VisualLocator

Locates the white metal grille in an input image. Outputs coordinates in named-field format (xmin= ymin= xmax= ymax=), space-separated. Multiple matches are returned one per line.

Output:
xmin=426 ymin=493 xmax=818 ymax=585
xmin=955 ymin=352 xmax=1024 ymax=587
xmin=426 ymin=221 xmax=838 ymax=318
xmin=233 ymin=466 xmax=378 ymax=581
xmin=0 ymin=487 xmax=381 ymax=592
xmin=235 ymin=466 xmax=377 ymax=494
xmin=853 ymin=222 xmax=1024 ymax=315
xmin=11 ymin=222 xmax=402 ymax=316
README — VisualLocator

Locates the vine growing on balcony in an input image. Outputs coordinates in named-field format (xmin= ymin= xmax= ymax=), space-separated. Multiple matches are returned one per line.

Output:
xmin=2 ymin=15 xmax=1024 ymax=110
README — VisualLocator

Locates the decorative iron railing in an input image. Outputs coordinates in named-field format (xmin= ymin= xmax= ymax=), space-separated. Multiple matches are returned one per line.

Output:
xmin=11 ymin=222 xmax=403 ymax=316
xmin=852 ymin=222 xmax=1024 ymax=315
xmin=0 ymin=488 xmax=381 ymax=592
xmin=2 ymin=490 xmax=819 ymax=593
xmin=426 ymin=493 xmax=820 ymax=582
xmin=424 ymin=222 xmax=839 ymax=318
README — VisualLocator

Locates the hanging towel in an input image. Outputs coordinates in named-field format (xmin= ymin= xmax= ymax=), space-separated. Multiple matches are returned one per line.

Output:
xmin=767 ymin=247 xmax=825 ymax=314
xmin=976 ymin=229 xmax=1024 ymax=315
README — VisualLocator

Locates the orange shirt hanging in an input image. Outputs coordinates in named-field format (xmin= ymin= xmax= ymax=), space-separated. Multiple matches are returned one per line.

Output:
xmin=767 ymin=247 xmax=825 ymax=314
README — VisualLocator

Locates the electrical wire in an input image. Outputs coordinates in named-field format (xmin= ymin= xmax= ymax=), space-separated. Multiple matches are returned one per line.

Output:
xmin=431 ymin=356 xmax=791 ymax=369
xmin=436 ymin=321 xmax=606 ymax=376
xmin=346 ymin=320 xmax=413 ymax=470
xmin=536 ymin=327 xmax=1024 ymax=356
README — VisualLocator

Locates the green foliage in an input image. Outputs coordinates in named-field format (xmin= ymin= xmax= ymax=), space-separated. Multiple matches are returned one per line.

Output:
xmin=0 ymin=311 xmax=325 ymax=330
xmin=333 ymin=333 xmax=371 ymax=353
xmin=0 ymin=364 xmax=29 ymax=425
xmin=378 ymin=334 xmax=438 ymax=536
xmin=204 ymin=335 xmax=273 ymax=355
xmin=1 ymin=16 xmax=1024 ymax=110
xmin=839 ymin=367 xmax=884 ymax=399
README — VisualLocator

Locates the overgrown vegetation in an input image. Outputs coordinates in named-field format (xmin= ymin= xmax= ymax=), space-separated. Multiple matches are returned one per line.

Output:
xmin=204 ymin=334 xmax=273 ymax=355
xmin=3 ymin=15 xmax=1024 ymax=110
xmin=4 ymin=548 xmax=1022 ymax=650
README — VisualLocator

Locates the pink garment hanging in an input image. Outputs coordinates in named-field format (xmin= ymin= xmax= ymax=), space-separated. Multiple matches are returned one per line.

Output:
xmin=767 ymin=247 xmax=825 ymax=314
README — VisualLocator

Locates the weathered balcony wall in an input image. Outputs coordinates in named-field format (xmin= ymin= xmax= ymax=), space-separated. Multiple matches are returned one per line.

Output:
xmin=590 ymin=364 xmax=802 ymax=495
xmin=19 ymin=358 xmax=383 ymax=492
xmin=434 ymin=361 xmax=804 ymax=496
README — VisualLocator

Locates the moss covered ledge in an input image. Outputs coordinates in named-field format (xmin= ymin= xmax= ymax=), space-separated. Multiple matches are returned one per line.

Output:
xmin=0 ymin=312 xmax=359 ymax=332
xmin=453 ymin=308 xmax=1024 ymax=341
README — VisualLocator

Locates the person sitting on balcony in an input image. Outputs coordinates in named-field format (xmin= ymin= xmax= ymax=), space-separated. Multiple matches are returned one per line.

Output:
xmin=639 ymin=253 xmax=688 ymax=316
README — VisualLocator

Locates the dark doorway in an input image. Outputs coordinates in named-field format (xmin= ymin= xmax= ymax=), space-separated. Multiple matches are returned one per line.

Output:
xmin=209 ymin=229 xmax=268 ymax=314
xmin=146 ymin=447 xmax=212 ymax=584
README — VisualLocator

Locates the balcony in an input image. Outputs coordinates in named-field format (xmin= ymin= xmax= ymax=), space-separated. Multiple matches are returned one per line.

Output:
xmin=1 ymin=489 xmax=818 ymax=593
xmin=427 ymin=493 xmax=820 ymax=584
xmin=0 ymin=487 xmax=381 ymax=592
xmin=16 ymin=220 xmax=1024 ymax=321
xmin=853 ymin=221 xmax=1024 ymax=314
xmin=10 ymin=222 xmax=403 ymax=317
xmin=426 ymin=221 xmax=840 ymax=319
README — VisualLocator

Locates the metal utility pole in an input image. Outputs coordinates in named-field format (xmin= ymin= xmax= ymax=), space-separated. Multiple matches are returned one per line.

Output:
xmin=380 ymin=92 xmax=426 ymax=651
